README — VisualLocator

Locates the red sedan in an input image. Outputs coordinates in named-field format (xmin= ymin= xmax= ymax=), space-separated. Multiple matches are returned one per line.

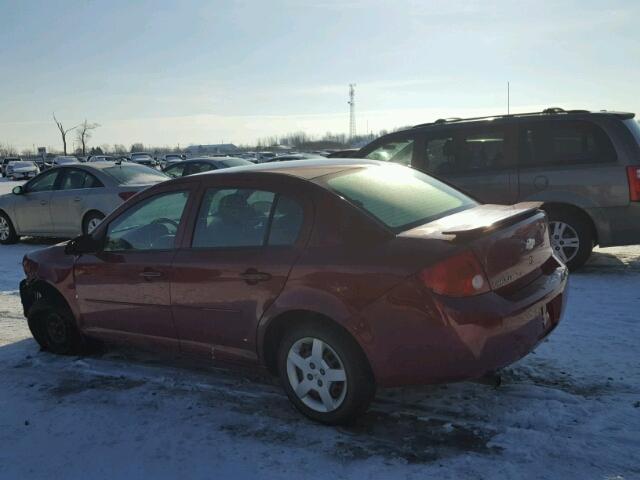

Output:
xmin=19 ymin=160 xmax=568 ymax=424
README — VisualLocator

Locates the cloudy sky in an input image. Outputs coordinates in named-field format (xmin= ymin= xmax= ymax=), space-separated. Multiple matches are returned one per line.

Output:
xmin=1 ymin=0 xmax=639 ymax=151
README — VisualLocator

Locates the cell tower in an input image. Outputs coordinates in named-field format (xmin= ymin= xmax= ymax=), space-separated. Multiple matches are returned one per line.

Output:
xmin=348 ymin=83 xmax=356 ymax=140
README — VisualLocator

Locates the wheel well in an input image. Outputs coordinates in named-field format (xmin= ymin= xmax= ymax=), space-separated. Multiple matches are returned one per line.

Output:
xmin=25 ymin=280 xmax=71 ymax=315
xmin=541 ymin=202 xmax=598 ymax=244
xmin=82 ymin=210 xmax=104 ymax=227
xmin=261 ymin=310 xmax=372 ymax=378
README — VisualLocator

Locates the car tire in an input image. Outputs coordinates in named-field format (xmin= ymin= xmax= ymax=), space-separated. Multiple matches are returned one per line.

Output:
xmin=277 ymin=320 xmax=375 ymax=425
xmin=546 ymin=208 xmax=594 ymax=271
xmin=0 ymin=211 xmax=19 ymax=245
xmin=83 ymin=211 xmax=105 ymax=235
xmin=27 ymin=299 xmax=85 ymax=355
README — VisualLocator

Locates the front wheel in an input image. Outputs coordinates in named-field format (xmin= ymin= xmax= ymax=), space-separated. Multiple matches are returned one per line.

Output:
xmin=0 ymin=212 xmax=19 ymax=244
xmin=83 ymin=211 xmax=105 ymax=235
xmin=277 ymin=321 xmax=375 ymax=425
xmin=27 ymin=299 xmax=86 ymax=355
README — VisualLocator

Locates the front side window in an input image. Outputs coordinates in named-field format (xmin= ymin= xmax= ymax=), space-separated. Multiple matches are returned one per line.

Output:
xmin=322 ymin=165 xmax=475 ymax=232
xmin=27 ymin=170 xmax=59 ymax=193
xmin=104 ymin=191 xmax=189 ymax=252
xmin=426 ymin=129 xmax=506 ymax=175
xmin=365 ymin=137 xmax=414 ymax=166
xmin=187 ymin=162 xmax=215 ymax=175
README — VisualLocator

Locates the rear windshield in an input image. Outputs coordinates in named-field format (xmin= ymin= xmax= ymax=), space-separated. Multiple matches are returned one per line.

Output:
xmin=220 ymin=158 xmax=251 ymax=168
xmin=11 ymin=161 xmax=35 ymax=168
xmin=321 ymin=165 xmax=476 ymax=232
xmin=102 ymin=164 xmax=168 ymax=185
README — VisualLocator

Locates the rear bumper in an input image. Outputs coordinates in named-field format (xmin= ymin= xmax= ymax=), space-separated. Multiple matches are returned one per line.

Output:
xmin=590 ymin=203 xmax=640 ymax=247
xmin=359 ymin=261 xmax=569 ymax=388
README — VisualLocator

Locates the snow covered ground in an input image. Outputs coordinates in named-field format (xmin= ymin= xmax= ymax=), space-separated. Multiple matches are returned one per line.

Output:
xmin=0 ymin=177 xmax=639 ymax=479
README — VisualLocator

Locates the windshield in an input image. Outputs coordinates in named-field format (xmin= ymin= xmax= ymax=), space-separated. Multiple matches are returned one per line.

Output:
xmin=102 ymin=164 xmax=168 ymax=185
xmin=131 ymin=153 xmax=152 ymax=160
xmin=320 ymin=165 xmax=476 ymax=232
xmin=12 ymin=161 xmax=35 ymax=168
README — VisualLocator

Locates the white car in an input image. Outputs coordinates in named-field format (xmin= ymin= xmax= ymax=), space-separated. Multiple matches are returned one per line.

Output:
xmin=0 ymin=163 xmax=168 ymax=243
xmin=52 ymin=156 xmax=80 ymax=166
xmin=7 ymin=161 xmax=39 ymax=180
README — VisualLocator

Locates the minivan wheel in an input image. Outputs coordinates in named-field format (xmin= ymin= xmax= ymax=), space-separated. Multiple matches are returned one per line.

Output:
xmin=0 ymin=212 xmax=19 ymax=245
xmin=83 ymin=211 xmax=105 ymax=235
xmin=27 ymin=299 xmax=85 ymax=355
xmin=277 ymin=321 xmax=375 ymax=425
xmin=547 ymin=210 xmax=594 ymax=270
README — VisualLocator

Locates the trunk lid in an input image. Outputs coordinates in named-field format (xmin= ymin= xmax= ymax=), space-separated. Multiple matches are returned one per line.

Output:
xmin=400 ymin=203 xmax=553 ymax=290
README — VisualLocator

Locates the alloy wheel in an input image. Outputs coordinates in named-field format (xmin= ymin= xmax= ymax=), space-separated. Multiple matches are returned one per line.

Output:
xmin=87 ymin=217 xmax=102 ymax=233
xmin=549 ymin=221 xmax=580 ymax=264
xmin=286 ymin=337 xmax=347 ymax=413
xmin=0 ymin=217 xmax=9 ymax=241
xmin=46 ymin=313 xmax=67 ymax=345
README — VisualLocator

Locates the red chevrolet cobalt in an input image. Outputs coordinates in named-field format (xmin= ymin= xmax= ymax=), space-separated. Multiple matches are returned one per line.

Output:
xmin=19 ymin=160 xmax=568 ymax=424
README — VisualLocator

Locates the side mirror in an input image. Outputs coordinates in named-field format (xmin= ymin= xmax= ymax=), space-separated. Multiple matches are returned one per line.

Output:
xmin=12 ymin=186 xmax=24 ymax=195
xmin=64 ymin=234 xmax=101 ymax=255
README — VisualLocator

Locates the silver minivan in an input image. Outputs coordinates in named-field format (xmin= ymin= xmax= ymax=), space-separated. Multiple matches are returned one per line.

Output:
xmin=358 ymin=108 xmax=640 ymax=269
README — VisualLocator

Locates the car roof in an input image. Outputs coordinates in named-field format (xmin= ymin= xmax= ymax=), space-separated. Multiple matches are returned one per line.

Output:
xmin=404 ymin=107 xmax=636 ymax=132
xmin=171 ymin=158 xmax=382 ymax=183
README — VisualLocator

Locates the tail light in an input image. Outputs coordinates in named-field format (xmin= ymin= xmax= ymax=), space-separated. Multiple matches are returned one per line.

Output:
xmin=627 ymin=166 xmax=640 ymax=202
xmin=118 ymin=191 xmax=136 ymax=201
xmin=419 ymin=249 xmax=490 ymax=297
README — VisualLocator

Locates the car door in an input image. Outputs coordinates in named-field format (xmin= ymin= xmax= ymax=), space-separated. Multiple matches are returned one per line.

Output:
xmin=13 ymin=169 xmax=59 ymax=234
xmin=171 ymin=181 xmax=310 ymax=363
xmin=74 ymin=187 xmax=193 ymax=352
xmin=50 ymin=168 xmax=105 ymax=236
xmin=418 ymin=125 xmax=519 ymax=204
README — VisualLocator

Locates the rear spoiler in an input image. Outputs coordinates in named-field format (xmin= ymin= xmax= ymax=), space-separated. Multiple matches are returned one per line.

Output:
xmin=398 ymin=202 xmax=545 ymax=242
xmin=441 ymin=202 xmax=543 ymax=239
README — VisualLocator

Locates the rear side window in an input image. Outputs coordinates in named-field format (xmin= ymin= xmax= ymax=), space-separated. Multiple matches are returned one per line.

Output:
xmin=424 ymin=128 xmax=507 ymax=175
xmin=364 ymin=137 xmax=414 ymax=166
xmin=520 ymin=120 xmax=617 ymax=166
xmin=59 ymin=169 xmax=103 ymax=190
xmin=322 ymin=165 xmax=475 ymax=232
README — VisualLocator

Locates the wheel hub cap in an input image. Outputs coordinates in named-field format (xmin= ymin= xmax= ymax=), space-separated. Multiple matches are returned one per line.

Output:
xmin=87 ymin=218 xmax=101 ymax=233
xmin=0 ymin=218 xmax=9 ymax=240
xmin=286 ymin=337 xmax=347 ymax=413
xmin=549 ymin=221 xmax=580 ymax=263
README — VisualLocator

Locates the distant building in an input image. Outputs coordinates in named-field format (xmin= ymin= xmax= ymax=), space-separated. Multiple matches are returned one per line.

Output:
xmin=185 ymin=144 xmax=240 ymax=155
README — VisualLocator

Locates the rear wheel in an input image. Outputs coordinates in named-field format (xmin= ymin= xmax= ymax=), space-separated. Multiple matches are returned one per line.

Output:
xmin=27 ymin=299 xmax=85 ymax=355
xmin=0 ymin=212 xmax=18 ymax=245
xmin=546 ymin=209 xmax=594 ymax=270
xmin=83 ymin=211 xmax=105 ymax=235
xmin=277 ymin=320 xmax=375 ymax=425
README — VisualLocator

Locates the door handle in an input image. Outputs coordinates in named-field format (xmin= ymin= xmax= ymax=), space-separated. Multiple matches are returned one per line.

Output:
xmin=139 ymin=270 xmax=163 ymax=279
xmin=240 ymin=269 xmax=272 ymax=284
xmin=73 ymin=197 xmax=82 ymax=202
xmin=40 ymin=200 xmax=47 ymax=206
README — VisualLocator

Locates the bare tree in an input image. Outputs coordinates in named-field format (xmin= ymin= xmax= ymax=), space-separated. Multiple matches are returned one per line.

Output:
xmin=53 ymin=113 xmax=78 ymax=155
xmin=75 ymin=119 xmax=100 ymax=155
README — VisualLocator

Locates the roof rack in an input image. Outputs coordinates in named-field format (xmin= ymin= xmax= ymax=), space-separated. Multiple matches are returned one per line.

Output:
xmin=411 ymin=107 xmax=624 ymax=129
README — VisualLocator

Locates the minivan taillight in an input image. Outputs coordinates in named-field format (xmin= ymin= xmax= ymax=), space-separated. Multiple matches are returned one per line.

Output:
xmin=118 ymin=191 xmax=136 ymax=201
xmin=627 ymin=166 xmax=640 ymax=202
xmin=419 ymin=249 xmax=490 ymax=297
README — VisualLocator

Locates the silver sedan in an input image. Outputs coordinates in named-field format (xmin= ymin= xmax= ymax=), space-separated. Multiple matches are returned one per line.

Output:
xmin=0 ymin=163 xmax=168 ymax=244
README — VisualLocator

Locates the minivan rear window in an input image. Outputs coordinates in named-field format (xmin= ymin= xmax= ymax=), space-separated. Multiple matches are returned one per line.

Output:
xmin=321 ymin=165 xmax=476 ymax=232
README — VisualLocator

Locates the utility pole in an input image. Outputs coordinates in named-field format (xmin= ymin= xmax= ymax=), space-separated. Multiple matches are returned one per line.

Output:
xmin=507 ymin=81 xmax=510 ymax=115
xmin=348 ymin=83 xmax=356 ymax=140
